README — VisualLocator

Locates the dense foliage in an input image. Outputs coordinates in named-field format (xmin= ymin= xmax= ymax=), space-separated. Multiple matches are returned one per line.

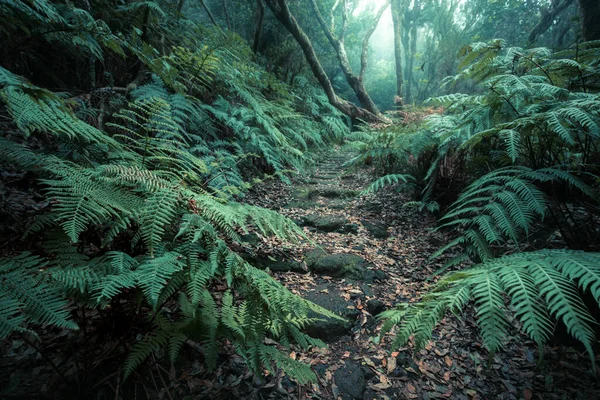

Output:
xmin=0 ymin=0 xmax=352 ymax=386
xmin=1 ymin=0 xmax=600 ymax=397
xmin=359 ymin=40 xmax=600 ymax=368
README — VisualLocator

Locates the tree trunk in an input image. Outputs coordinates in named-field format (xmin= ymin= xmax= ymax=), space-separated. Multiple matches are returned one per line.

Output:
xmin=222 ymin=0 xmax=232 ymax=30
xmin=360 ymin=0 xmax=391 ymax=80
xmin=578 ymin=0 xmax=600 ymax=41
xmin=405 ymin=6 xmax=418 ymax=104
xmin=309 ymin=0 xmax=381 ymax=116
xmin=252 ymin=0 xmax=265 ymax=54
xmin=528 ymin=0 xmax=575 ymax=44
xmin=264 ymin=0 xmax=384 ymax=123
xmin=391 ymin=0 xmax=409 ymax=106
xmin=199 ymin=0 xmax=219 ymax=27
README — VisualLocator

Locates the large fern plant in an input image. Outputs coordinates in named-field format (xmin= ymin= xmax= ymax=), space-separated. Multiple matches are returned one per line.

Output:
xmin=380 ymin=39 xmax=600 ymax=370
xmin=0 ymin=55 xmax=341 ymax=384
xmin=380 ymin=250 xmax=600 ymax=369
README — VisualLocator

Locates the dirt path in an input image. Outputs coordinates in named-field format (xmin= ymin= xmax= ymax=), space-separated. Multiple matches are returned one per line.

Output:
xmin=243 ymin=150 xmax=600 ymax=400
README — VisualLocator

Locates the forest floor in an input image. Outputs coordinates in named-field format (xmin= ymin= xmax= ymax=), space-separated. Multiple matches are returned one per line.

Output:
xmin=236 ymin=149 xmax=600 ymax=400
xmin=2 ymin=150 xmax=600 ymax=400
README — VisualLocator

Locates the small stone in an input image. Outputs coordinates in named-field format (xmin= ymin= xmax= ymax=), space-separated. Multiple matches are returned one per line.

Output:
xmin=334 ymin=361 xmax=366 ymax=399
xmin=366 ymin=299 xmax=386 ymax=316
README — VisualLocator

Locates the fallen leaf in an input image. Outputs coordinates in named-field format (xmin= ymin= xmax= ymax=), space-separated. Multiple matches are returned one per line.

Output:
xmin=386 ymin=357 xmax=396 ymax=374
xmin=363 ymin=357 xmax=376 ymax=368
xmin=444 ymin=355 xmax=452 ymax=367
xmin=371 ymin=382 xmax=392 ymax=390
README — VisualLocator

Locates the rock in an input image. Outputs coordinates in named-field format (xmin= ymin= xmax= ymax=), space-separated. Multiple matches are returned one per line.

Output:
xmin=328 ymin=200 xmax=348 ymax=210
xmin=285 ymin=200 xmax=320 ymax=210
xmin=366 ymin=299 xmax=386 ymax=316
xmin=240 ymin=233 xmax=260 ymax=246
xmin=334 ymin=361 xmax=366 ymax=399
xmin=307 ymin=252 xmax=373 ymax=280
xmin=302 ymin=284 xmax=354 ymax=341
xmin=359 ymin=201 xmax=383 ymax=213
xmin=363 ymin=269 xmax=387 ymax=283
xmin=291 ymin=186 xmax=312 ymax=200
xmin=300 ymin=214 xmax=358 ymax=234
xmin=242 ymin=254 xmax=306 ymax=273
xmin=361 ymin=220 xmax=390 ymax=239
xmin=314 ymin=363 xmax=329 ymax=378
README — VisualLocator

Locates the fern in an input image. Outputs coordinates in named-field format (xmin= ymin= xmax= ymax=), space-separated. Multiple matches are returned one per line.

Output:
xmin=434 ymin=167 xmax=595 ymax=265
xmin=381 ymin=250 xmax=600 ymax=369
xmin=361 ymin=174 xmax=415 ymax=196
xmin=0 ymin=253 xmax=78 ymax=338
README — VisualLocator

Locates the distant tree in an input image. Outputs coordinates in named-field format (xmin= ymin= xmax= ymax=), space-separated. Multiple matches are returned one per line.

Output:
xmin=309 ymin=0 xmax=386 ymax=116
xmin=264 ymin=0 xmax=385 ymax=122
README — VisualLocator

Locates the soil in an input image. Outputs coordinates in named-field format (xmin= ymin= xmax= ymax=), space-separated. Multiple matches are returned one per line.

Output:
xmin=2 ymin=149 xmax=599 ymax=400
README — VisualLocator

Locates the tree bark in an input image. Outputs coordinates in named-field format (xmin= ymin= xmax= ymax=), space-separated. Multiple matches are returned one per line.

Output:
xmin=264 ymin=0 xmax=384 ymax=123
xmin=578 ymin=0 xmax=600 ymax=41
xmin=309 ymin=0 xmax=381 ymax=116
xmin=252 ymin=0 xmax=265 ymax=54
xmin=528 ymin=0 xmax=575 ymax=44
xmin=391 ymin=0 xmax=410 ymax=106
xmin=222 ymin=0 xmax=232 ymax=30
xmin=405 ymin=1 xmax=418 ymax=104
xmin=360 ymin=0 xmax=391 ymax=80
xmin=199 ymin=0 xmax=219 ymax=27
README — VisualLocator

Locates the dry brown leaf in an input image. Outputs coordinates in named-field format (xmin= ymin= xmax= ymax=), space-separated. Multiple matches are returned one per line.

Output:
xmin=363 ymin=357 xmax=376 ymax=368
xmin=444 ymin=355 xmax=452 ymax=367
xmin=386 ymin=357 xmax=396 ymax=374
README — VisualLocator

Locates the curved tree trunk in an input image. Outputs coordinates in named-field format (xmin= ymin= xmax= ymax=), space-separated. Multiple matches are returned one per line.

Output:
xmin=578 ymin=0 xmax=600 ymax=41
xmin=264 ymin=0 xmax=384 ymax=123
xmin=309 ymin=0 xmax=381 ymax=116
xmin=528 ymin=0 xmax=574 ymax=44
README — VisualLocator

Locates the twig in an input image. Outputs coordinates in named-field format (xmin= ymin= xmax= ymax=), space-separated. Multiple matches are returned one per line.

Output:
xmin=20 ymin=334 xmax=67 ymax=382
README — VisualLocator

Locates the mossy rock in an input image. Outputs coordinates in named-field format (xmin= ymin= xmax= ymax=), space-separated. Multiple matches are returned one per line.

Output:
xmin=302 ymin=283 xmax=357 ymax=341
xmin=285 ymin=200 xmax=320 ymax=210
xmin=291 ymin=186 xmax=313 ymax=200
xmin=361 ymin=220 xmax=389 ymax=239
xmin=300 ymin=214 xmax=358 ymax=234
xmin=242 ymin=254 xmax=306 ymax=273
xmin=305 ymin=251 xmax=371 ymax=280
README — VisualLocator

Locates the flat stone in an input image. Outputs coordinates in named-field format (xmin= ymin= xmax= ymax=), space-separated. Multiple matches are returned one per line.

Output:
xmin=306 ymin=251 xmax=373 ymax=280
xmin=302 ymin=283 xmax=356 ymax=341
xmin=334 ymin=361 xmax=366 ymax=399
xmin=285 ymin=199 xmax=320 ymax=209
xmin=361 ymin=220 xmax=390 ymax=239
xmin=300 ymin=214 xmax=358 ymax=234
xmin=366 ymin=299 xmax=386 ymax=316
xmin=358 ymin=201 xmax=383 ymax=213
xmin=242 ymin=254 xmax=306 ymax=273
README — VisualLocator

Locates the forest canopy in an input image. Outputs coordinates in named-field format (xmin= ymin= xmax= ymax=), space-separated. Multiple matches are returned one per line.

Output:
xmin=0 ymin=0 xmax=599 ymax=398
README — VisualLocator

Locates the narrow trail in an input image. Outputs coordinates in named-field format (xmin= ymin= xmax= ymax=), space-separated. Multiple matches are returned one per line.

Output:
xmin=244 ymin=150 xmax=600 ymax=400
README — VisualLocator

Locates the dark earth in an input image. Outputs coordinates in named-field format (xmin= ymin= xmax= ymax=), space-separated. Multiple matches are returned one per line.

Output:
xmin=1 ymin=149 xmax=599 ymax=399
